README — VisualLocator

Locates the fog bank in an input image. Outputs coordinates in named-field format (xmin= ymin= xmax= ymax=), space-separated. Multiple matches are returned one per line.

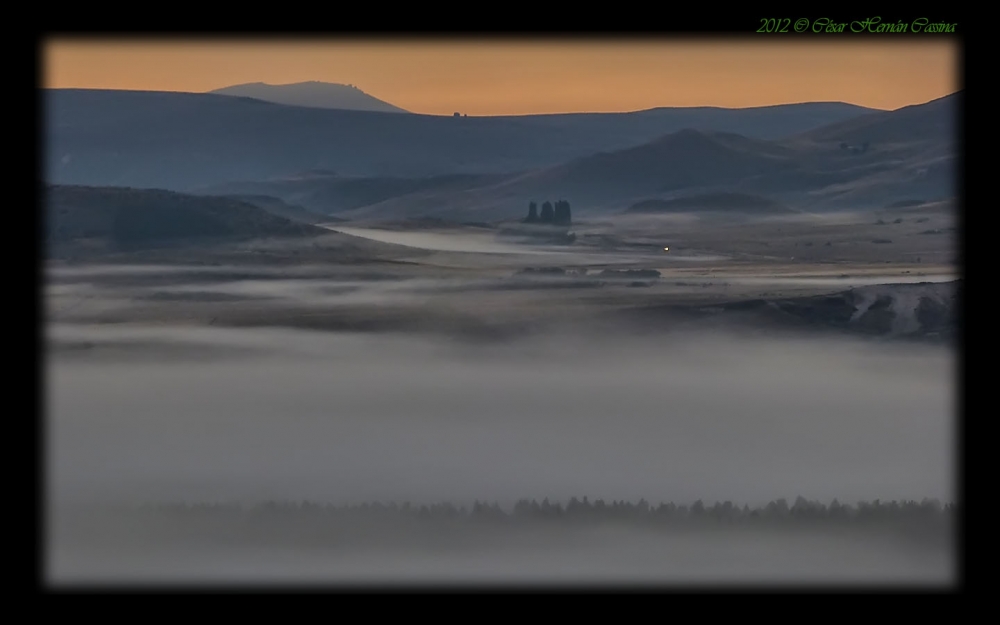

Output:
xmin=47 ymin=325 xmax=955 ymax=508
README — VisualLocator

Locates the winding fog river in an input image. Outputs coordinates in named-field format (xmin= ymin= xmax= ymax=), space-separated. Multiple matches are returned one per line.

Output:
xmin=325 ymin=226 xmax=563 ymax=255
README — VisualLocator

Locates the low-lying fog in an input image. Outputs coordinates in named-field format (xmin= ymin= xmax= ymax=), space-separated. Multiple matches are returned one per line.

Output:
xmin=46 ymin=263 xmax=958 ymax=319
xmin=47 ymin=324 xmax=954 ymax=507
xmin=323 ymin=225 xmax=728 ymax=263
xmin=46 ymin=321 xmax=956 ymax=585
xmin=327 ymin=226 xmax=566 ymax=255
xmin=50 ymin=524 xmax=953 ymax=585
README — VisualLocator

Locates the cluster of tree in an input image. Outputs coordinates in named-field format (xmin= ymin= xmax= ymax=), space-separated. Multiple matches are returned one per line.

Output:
xmin=139 ymin=496 xmax=954 ymax=525
xmin=103 ymin=497 xmax=953 ymax=552
xmin=499 ymin=496 xmax=954 ymax=526
xmin=524 ymin=200 xmax=572 ymax=225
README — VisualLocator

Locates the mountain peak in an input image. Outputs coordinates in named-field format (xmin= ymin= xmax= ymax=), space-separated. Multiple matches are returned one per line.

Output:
xmin=255 ymin=81 xmax=361 ymax=89
xmin=208 ymin=81 xmax=408 ymax=114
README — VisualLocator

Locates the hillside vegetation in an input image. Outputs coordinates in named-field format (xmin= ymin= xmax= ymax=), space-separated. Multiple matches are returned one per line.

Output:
xmin=46 ymin=185 xmax=324 ymax=255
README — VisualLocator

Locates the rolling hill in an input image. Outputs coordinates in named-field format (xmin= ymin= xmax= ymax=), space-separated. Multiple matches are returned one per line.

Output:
xmin=44 ymin=88 xmax=876 ymax=192
xmin=624 ymin=281 xmax=958 ymax=340
xmin=510 ymin=129 xmax=798 ymax=200
xmin=716 ymin=281 xmax=958 ymax=340
xmin=46 ymin=185 xmax=325 ymax=256
xmin=216 ymin=194 xmax=340 ymax=225
xmin=794 ymin=91 xmax=957 ymax=147
xmin=780 ymin=92 xmax=959 ymax=209
xmin=200 ymin=172 xmax=509 ymax=215
xmin=209 ymin=81 xmax=409 ymax=113
xmin=335 ymin=128 xmax=803 ymax=220
xmin=338 ymin=92 xmax=958 ymax=220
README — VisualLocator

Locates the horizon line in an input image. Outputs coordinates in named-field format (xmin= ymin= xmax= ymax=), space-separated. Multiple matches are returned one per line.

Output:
xmin=43 ymin=84 xmax=971 ymax=115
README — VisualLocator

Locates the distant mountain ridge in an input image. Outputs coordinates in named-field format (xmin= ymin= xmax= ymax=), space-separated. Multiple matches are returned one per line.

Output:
xmin=44 ymin=87 xmax=955 ymax=220
xmin=208 ymin=81 xmax=409 ymax=114
xmin=796 ymin=92 xmax=957 ymax=146
xmin=45 ymin=88 xmax=877 ymax=191
xmin=338 ymin=91 xmax=958 ymax=220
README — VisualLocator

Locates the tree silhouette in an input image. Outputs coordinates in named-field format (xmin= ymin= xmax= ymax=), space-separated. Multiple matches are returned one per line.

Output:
xmin=553 ymin=200 xmax=573 ymax=226
xmin=525 ymin=201 xmax=538 ymax=223
xmin=769 ymin=498 xmax=790 ymax=516
xmin=540 ymin=201 xmax=554 ymax=223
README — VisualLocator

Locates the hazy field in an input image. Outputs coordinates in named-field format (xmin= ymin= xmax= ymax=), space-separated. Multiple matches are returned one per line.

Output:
xmin=44 ymin=205 xmax=958 ymax=587
xmin=46 ymin=322 xmax=956 ymax=586
xmin=45 ymin=207 xmax=957 ymax=337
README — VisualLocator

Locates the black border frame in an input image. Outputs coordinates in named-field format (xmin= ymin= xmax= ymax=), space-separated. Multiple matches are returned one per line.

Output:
xmin=35 ymin=23 xmax=965 ymax=595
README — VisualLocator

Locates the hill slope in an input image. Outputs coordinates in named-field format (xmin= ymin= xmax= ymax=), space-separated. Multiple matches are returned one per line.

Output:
xmin=719 ymin=281 xmax=958 ymax=340
xmin=45 ymin=89 xmax=875 ymax=191
xmin=340 ymin=93 xmax=958 ymax=220
xmin=524 ymin=129 xmax=798 ymax=200
xmin=339 ymin=128 xmax=800 ymax=220
xmin=46 ymin=185 xmax=324 ymax=256
xmin=216 ymin=194 xmax=339 ymax=224
xmin=782 ymin=92 xmax=959 ymax=209
xmin=209 ymin=81 xmax=409 ymax=113
xmin=619 ymin=281 xmax=958 ymax=341
xmin=795 ymin=91 xmax=958 ymax=147
xmin=199 ymin=172 xmax=508 ymax=215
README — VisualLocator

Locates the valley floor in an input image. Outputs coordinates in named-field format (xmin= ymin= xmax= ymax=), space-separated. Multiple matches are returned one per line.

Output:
xmin=43 ymin=208 xmax=959 ymax=588
xmin=46 ymin=207 xmax=958 ymax=339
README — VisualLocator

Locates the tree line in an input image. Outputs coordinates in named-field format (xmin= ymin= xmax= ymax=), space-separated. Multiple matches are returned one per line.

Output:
xmin=139 ymin=496 xmax=954 ymax=525
xmin=524 ymin=200 xmax=572 ymax=226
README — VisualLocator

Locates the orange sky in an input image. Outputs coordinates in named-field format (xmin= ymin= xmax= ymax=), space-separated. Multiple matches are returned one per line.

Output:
xmin=43 ymin=38 xmax=960 ymax=115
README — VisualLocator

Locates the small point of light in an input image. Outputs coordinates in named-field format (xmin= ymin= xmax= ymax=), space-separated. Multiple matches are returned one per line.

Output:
xmin=664 ymin=247 xmax=670 ymax=252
